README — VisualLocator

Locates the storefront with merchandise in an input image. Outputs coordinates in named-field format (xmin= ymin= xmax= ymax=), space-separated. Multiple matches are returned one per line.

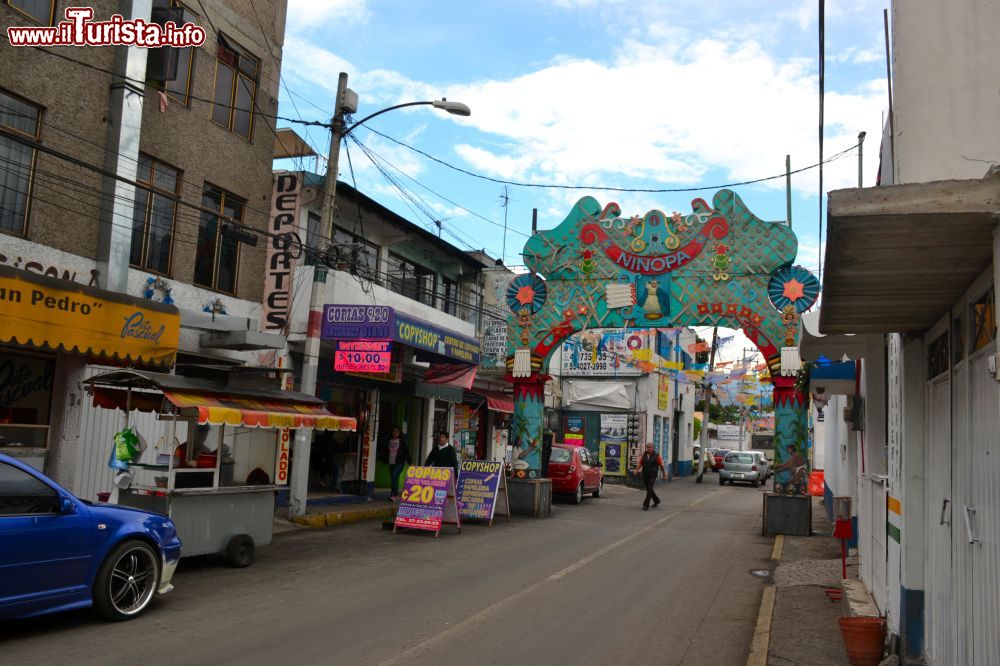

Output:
xmin=0 ymin=265 xmax=180 ymax=473
xmin=318 ymin=304 xmax=482 ymax=494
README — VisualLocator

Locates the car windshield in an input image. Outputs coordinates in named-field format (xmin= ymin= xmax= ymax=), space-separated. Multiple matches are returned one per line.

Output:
xmin=726 ymin=453 xmax=753 ymax=464
xmin=549 ymin=448 xmax=573 ymax=463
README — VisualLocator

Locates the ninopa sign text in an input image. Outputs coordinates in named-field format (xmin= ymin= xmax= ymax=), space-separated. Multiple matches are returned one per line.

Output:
xmin=262 ymin=173 xmax=301 ymax=332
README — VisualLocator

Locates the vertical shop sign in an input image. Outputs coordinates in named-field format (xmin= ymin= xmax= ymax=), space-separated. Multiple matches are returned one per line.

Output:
xmin=262 ymin=173 xmax=300 ymax=333
xmin=274 ymin=427 xmax=290 ymax=484
xmin=599 ymin=413 xmax=627 ymax=477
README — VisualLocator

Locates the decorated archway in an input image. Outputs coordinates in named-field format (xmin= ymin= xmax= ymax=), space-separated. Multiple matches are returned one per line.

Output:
xmin=503 ymin=190 xmax=819 ymax=494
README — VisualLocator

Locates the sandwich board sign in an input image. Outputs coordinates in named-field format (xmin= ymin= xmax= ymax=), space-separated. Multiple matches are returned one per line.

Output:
xmin=393 ymin=466 xmax=461 ymax=537
xmin=456 ymin=460 xmax=511 ymax=526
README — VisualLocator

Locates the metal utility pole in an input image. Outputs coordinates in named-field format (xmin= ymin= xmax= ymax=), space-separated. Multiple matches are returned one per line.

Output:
xmin=289 ymin=72 xmax=349 ymax=517
xmin=695 ymin=326 xmax=719 ymax=483
xmin=857 ymin=131 xmax=866 ymax=187
xmin=785 ymin=154 xmax=792 ymax=229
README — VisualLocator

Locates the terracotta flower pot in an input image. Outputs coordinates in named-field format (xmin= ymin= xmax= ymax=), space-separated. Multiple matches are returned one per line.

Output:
xmin=838 ymin=616 xmax=886 ymax=666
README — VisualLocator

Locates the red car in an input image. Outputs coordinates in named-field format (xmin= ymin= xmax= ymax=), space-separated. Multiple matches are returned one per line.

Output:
xmin=712 ymin=449 xmax=731 ymax=472
xmin=548 ymin=444 xmax=604 ymax=504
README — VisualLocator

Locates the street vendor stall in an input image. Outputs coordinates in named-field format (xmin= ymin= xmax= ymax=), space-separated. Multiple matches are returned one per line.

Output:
xmin=84 ymin=368 xmax=356 ymax=567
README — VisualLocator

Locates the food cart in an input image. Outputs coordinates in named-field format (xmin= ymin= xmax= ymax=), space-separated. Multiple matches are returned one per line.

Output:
xmin=84 ymin=368 xmax=356 ymax=567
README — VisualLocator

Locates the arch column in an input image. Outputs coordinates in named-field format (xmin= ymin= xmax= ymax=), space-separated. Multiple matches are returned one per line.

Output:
xmin=509 ymin=372 xmax=549 ymax=479
xmin=772 ymin=375 xmax=810 ymax=495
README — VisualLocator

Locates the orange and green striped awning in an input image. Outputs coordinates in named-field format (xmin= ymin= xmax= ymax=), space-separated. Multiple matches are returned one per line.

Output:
xmin=163 ymin=391 xmax=357 ymax=431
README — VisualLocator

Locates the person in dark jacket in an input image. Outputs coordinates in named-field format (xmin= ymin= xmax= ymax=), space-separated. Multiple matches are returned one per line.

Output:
xmin=424 ymin=431 xmax=459 ymax=476
xmin=633 ymin=442 xmax=667 ymax=510
xmin=381 ymin=426 xmax=411 ymax=499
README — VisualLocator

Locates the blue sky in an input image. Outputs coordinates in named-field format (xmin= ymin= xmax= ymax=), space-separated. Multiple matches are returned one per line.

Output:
xmin=275 ymin=0 xmax=889 ymax=364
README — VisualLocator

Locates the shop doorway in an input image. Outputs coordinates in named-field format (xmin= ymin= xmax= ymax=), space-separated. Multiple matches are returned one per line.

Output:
xmin=373 ymin=391 xmax=425 ymax=489
xmin=310 ymin=387 xmax=366 ymax=493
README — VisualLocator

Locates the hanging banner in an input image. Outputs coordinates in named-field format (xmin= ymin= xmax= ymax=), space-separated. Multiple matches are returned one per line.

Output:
xmin=561 ymin=329 xmax=648 ymax=377
xmin=456 ymin=460 xmax=510 ymax=526
xmin=658 ymin=374 xmax=670 ymax=410
xmin=393 ymin=466 xmax=462 ymax=536
xmin=564 ymin=415 xmax=585 ymax=446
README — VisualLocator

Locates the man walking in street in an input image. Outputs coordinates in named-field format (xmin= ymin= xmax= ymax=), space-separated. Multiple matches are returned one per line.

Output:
xmin=634 ymin=442 xmax=667 ymax=510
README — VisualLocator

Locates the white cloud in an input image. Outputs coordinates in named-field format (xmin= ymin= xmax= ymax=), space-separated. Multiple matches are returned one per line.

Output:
xmin=286 ymin=0 xmax=369 ymax=32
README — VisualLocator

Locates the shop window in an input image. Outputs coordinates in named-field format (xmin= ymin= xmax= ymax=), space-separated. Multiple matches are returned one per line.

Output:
xmin=5 ymin=0 xmax=54 ymax=24
xmin=970 ymin=285 xmax=997 ymax=353
xmin=0 ymin=89 xmax=41 ymax=236
xmin=129 ymin=153 xmax=180 ymax=275
xmin=442 ymin=278 xmax=459 ymax=316
xmin=387 ymin=252 xmax=435 ymax=307
xmin=211 ymin=34 xmax=259 ymax=140
xmin=0 ymin=462 xmax=59 ymax=515
xmin=952 ymin=312 xmax=965 ymax=365
xmin=927 ymin=331 xmax=949 ymax=378
xmin=302 ymin=211 xmax=323 ymax=265
xmin=0 ymin=352 xmax=54 ymax=450
xmin=147 ymin=0 xmax=198 ymax=105
xmin=194 ymin=184 xmax=244 ymax=294
xmin=329 ymin=225 xmax=379 ymax=279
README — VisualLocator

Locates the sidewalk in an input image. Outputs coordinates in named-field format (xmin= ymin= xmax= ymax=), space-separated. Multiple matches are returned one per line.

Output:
xmin=750 ymin=496 xmax=858 ymax=665
xmin=273 ymin=495 xmax=397 ymax=533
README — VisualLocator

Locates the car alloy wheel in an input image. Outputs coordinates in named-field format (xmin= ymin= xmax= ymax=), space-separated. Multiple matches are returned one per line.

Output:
xmin=593 ymin=478 xmax=603 ymax=498
xmin=94 ymin=540 xmax=160 ymax=621
xmin=573 ymin=482 xmax=583 ymax=504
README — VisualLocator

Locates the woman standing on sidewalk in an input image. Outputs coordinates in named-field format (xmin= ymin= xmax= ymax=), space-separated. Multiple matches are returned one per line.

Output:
xmin=634 ymin=442 xmax=667 ymax=510
xmin=382 ymin=426 xmax=411 ymax=500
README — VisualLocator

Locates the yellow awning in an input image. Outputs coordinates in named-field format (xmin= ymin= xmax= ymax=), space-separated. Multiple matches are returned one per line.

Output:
xmin=0 ymin=265 xmax=180 ymax=368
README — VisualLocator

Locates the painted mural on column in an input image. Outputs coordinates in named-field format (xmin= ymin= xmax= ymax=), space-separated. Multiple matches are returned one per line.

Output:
xmin=503 ymin=191 xmax=820 ymax=489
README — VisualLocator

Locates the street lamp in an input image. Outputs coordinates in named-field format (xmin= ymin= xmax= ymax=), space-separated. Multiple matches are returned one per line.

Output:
xmin=288 ymin=72 xmax=471 ymax=517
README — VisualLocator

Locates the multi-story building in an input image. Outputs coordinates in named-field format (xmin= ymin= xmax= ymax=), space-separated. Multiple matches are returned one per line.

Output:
xmin=269 ymin=173 xmax=507 ymax=498
xmin=809 ymin=1 xmax=1000 ymax=662
xmin=0 ymin=0 xmax=288 ymax=501
xmin=550 ymin=327 xmax=698 ymax=479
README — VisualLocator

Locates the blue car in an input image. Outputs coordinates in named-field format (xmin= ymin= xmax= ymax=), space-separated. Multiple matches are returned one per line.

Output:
xmin=0 ymin=454 xmax=181 ymax=621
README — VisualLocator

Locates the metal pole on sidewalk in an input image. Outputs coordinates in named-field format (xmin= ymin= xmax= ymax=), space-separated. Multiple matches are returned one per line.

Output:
xmin=695 ymin=326 xmax=718 ymax=483
xmin=289 ymin=73 xmax=349 ymax=517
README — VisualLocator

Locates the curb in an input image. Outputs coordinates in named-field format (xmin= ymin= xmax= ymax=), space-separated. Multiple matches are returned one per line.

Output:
xmin=747 ymin=534 xmax=784 ymax=666
xmin=291 ymin=506 xmax=396 ymax=528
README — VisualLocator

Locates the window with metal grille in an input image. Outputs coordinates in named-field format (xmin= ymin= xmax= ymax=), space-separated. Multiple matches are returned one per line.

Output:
xmin=927 ymin=331 xmax=949 ymax=378
xmin=970 ymin=285 xmax=996 ymax=353
xmin=387 ymin=252 xmax=435 ymax=306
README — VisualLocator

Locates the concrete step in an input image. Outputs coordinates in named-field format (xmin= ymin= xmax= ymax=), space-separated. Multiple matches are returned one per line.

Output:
xmin=290 ymin=504 xmax=397 ymax=528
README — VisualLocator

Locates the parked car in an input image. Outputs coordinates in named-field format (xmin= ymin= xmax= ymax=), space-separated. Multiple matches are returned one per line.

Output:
xmin=548 ymin=444 xmax=604 ymax=503
xmin=719 ymin=451 xmax=765 ymax=487
xmin=749 ymin=450 xmax=772 ymax=480
xmin=712 ymin=449 xmax=732 ymax=472
xmin=0 ymin=454 xmax=182 ymax=621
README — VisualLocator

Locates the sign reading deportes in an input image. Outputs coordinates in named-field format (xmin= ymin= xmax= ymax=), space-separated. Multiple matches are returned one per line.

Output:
xmin=0 ymin=265 xmax=179 ymax=367
xmin=393 ymin=466 xmax=462 ymax=537
xmin=261 ymin=172 xmax=301 ymax=333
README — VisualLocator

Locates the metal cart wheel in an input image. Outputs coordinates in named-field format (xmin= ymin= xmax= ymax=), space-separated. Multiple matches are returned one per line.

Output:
xmin=226 ymin=534 xmax=255 ymax=568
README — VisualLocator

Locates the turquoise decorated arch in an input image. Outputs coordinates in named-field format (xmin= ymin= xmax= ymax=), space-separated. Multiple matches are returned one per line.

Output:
xmin=503 ymin=190 xmax=818 ymax=494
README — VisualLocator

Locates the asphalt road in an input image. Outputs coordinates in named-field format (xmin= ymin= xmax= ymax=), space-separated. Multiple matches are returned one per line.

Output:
xmin=1 ymin=475 xmax=774 ymax=665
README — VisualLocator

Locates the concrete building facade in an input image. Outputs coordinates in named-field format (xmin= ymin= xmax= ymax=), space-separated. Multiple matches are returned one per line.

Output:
xmin=0 ymin=0 xmax=289 ymax=500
